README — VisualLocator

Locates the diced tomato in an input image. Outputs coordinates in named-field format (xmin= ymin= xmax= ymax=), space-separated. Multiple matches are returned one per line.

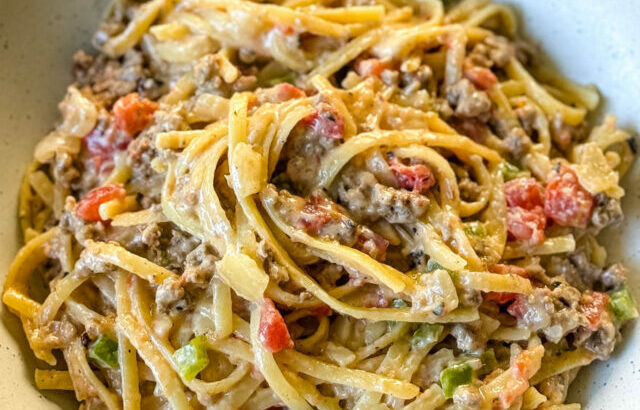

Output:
xmin=490 ymin=264 xmax=528 ymax=278
xmin=274 ymin=25 xmax=295 ymax=36
xmin=75 ymin=184 xmax=126 ymax=222
xmin=544 ymin=166 xmax=594 ymax=228
xmin=355 ymin=58 xmax=390 ymax=78
xmin=499 ymin=346 xmax=544 ymax=409
xmin=299 ymin=209 xmax=333 ymax=234
xmin=298 ymin=194 xmax=341 ymax=234
xmin=504 ymin=177 xmax=544 ymax=209
xmin=498 ymin=376 xmax=528 ymax=409
xmin=484 ymin=292 xmax=519 ymax=305
xmin=355 ymin=227 xmax=389 ymax=261
xmin=309 ymin=305 xmax=332 ymax=317
xmin=112 ymin=93 xmax=158 ymax=136
xmin=507 ymin=205 xmax=546 ymax=244
xmin=464 ymin=65 xmax=498 ymax=90
xmin=514 ymin=347 xmax=541 ymax=379
xmin=258 ymin=298 xmax=294 ymax=353
xmin=274 ymin=83 xmax=305 ymax=102
xmin=578 ymin=291 xmax=610 ymax=331
xmin=506 ymin=294 xmax=528 ymax=319
xmin=83 ymin=124 xmax=132 ymax=173
xmin=300 ymin=103 xmax=344 ymax=141
xmin=389 ymin=161 xmax=436 ymax=193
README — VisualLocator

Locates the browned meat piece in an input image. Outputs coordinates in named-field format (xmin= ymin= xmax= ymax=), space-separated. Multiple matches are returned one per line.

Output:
xmin=59 ymin=197 xmax=107 ymax=245
xmin=457 ymin=287 xmax=483 ymax=308
xmin=335 ymin=168 xmax=429 ymax=224
xmin=450 ymin=320 xmax=490 ymax=352
xmin=514 ymin=102 xmax=538 ymax=135
xmin=600 ymin=263 xmax=628 ymax=290
xmin=547 ymin=249 xmax=626 ymax=292
xmin=544 ymin=308 xmax=582 ymax=344
xmin=52 ymin=152 xmax=80 ymax=189
xmin=262 ymin=184 xmax=389 ymax=260
xmin=283 ymin=102 xmax=344 ymax=191
xmin=400 ymin=64 xmax=433 ymax=94
xmin=574 ymin=320 xmax=618 ymax=360
xmin=126 ymin=135 xmax=164 ymax=207
xmin=182 ymin=243 xmax=219 ymax=286
xmin=551 ymin=114 xmax=585 ymax=150
xmin=551 ymin=282 xmax=582 ymax=309
xmin=128 ymin=107 xmax=188 ymax=206
xmin=468 ymin=35 xmax=515 ymax=68
xmin=124 ymin=221 xmax=199 ymax=272
xmin=590 ymin=193 xmax=623 ymax=232
xmin=446 ymin=79 xmax=492 ymax=120
xmin=569 ymin=251 xmax=603 ymax=289
xmin=511 ymin=288 xmax=583 ymax=344
xmin=73 ymin=50 xmax=161 ymax=107
xmin=458 ymin=177 xmax=482 ymax=202
xmin=451 ymin=117 xmax=490 ymax=143
xmin=31 ymin=320 xmax=77 ymax=352
xmin=537 ymin=373 xmax=571 ymax=404
xmin=192 ymin=53 xmax=257 ymax=97
xmin=132 ymin=222 xmax=162 ymax=250
xmin=155 ymin=275 xmax=185 ymax=311
xmin=501 ymin=127 xmax=533 ymax=159
xmin=547 ymin=255 xmax=587 ymax=291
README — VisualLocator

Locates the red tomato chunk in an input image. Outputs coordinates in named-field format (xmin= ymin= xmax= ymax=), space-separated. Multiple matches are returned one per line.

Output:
xmin=504 ymin=177 xmax=543 ymax=209
xmin=578 ymin=291 xmax=610 ymax=331
xmin=389 ymin=161 xmax=436 ymax=193
xmin=464 ymin=66 xmax=498 ymax=90
xmin=83 ymin=125 xmax=132 ymax=173
xmin=275 ymin=25 xmax=295 ymax=36
xmin=504 ymin=177 xmax=546 ymax=244
xmin=274 ymin=83 xmax=305 ymax=102
xmin=490 ymin=264 xmax=528 ymax=278
xmin=355 ymin=227 xmax=389 ymax=261
xmin=484 ymin=292 xmax=519 ymax=305
xmin=75 ymin=184 xmax=126 ymax=222
xmin=113 ymin=93 xmax=158 ymax=136
xmin=258 ymin=298 xmax=294 ymax=353
xmin=300 ymin=103 xmax=345 ymax=141
xmin=507 ymin=206 xmax=546 ymax=244
xmin=544 ymin=166 xmax=594 ymax=228
xmin=309 ymin=305 xmax=332 ymax=317
xmin=355 ymin=58 xmax=390 ymax=78
xmin=506 ymin=294 xmax=528 ymax=319
xmin=297 ymin=194 xmax=345 ymax=235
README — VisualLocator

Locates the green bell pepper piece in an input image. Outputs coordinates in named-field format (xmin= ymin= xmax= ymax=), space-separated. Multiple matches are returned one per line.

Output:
xmin=411 ymin=323 xmax=444 ymax=349
xmin=266 ymin=72 xmax=296 ymax=87
xmin=440 ymin=362 xmax=473 ymax=398
xmin=463 ymin=221 xmax=486 ymax=237
xmin=499 ymin=162 xmax=523 ymax=181
xmin=173 ymin=335 xmax=210 ymax=381
xmin=88 ymin=335 xmax=119 ymax=369
xmin=426 ymin=259 xmax=445 ymax=272
xmin=608 ymin=285 xmax=639 ymax=321
xmin=392 ymin=299 xmax=408 ymax=308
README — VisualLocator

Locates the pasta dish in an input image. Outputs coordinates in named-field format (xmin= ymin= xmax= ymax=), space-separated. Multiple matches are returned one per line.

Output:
xmin=4 ymin=0 xmax=638 ymax=408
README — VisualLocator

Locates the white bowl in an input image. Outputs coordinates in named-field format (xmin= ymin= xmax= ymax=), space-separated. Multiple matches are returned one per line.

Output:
xmin=0 ymin=0 xmax=638 ymax=408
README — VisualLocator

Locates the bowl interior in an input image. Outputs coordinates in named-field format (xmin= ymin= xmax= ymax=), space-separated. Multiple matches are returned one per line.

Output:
xmin=0 ymin=1 xmax=107 ymax=407
xmin=0 ymin=1 xmax=639 ymax=408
